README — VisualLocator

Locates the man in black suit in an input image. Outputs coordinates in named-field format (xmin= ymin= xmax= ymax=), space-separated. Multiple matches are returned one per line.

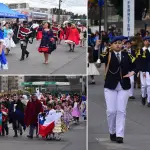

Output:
xmin=98 ymin=36 xmax=136 ymax=144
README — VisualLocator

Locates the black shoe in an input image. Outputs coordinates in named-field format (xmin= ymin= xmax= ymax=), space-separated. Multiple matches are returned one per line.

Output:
xmin=27 ymin=135 xmax=33 ymax=139
xmin=110 ymin=134 xmax=116 ymax=141
xmin=129 ymin=96 xmax=135 ymax=99
xmin=142 ymin=97 xmax=146 ymax=105
xmin=20 ymin=132 xmax=23 ymax=136
xmin=13 ymin=134 xmax=18 ymax=137
xmin=20 ymin=58 xmax=24 ymax=61
xmin=116 ymin=137 xmax=123 ymax=143
xmin=6 ymin=132 xmax=8 ymax=135
xmin=69 ymin=49 xmax=72 ymax=52
xmin=26 ymin=52 xmax=29 ymax=58
xmin=147 ymin=103 xmax=150 ymax=107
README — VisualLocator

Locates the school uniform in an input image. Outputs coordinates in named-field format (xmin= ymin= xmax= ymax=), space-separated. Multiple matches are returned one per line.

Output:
xmin=126 ymin=47 xmax=136 ymax=98
xmin=100 ymin=36 xmax=137 ymax=143
xmin=136 ymin=36 xmax=150 ymax=105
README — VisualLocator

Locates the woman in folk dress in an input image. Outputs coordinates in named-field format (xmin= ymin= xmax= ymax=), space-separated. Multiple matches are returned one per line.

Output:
xmin=65 ymin=24 xmax=80 ymax=52
xmin=37 ymin=22 xmax=54 ymax=64
xmin=72 ymin=98 xmax=81 ymax=124
xmin=63 ymin=101 xmax=73 ymax=129
xmin=3 ymin=23 xmax=16 ymax=55
xmin=0 ymin=39 xmax=8 ymax=70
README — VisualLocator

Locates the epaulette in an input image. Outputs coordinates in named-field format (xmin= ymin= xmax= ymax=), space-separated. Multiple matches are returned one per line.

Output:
xmin=100 ymin=52 xmax=108 ymax=57
xmin=128 ymin=53 xmax=136 ymax=63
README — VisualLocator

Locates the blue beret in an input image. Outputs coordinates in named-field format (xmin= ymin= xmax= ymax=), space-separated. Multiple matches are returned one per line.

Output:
xmin=111 ymin=36 xmax=123 ymax=44
xmin=124 ymin=40 xmax=131 ymax=44
xmin=123 ymin=36 xmax=128 ymax=40
xmin=143 ymin=36 xmax=150 ymax=41
xmin=118 ymin=36 xmax=128 ymax=41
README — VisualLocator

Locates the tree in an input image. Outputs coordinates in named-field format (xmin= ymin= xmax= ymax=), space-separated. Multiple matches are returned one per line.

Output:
xmin=88 ymin=0 xmax=149 ymax=20
xmin=109 ymin=0 xmax=149 ymax=20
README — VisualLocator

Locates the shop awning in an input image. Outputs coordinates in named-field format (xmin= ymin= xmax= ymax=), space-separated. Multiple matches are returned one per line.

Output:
xmin=13 ymin=10 xmax=27 ymax=19
xmin=0 ymin=3 xmax=19 ymax=18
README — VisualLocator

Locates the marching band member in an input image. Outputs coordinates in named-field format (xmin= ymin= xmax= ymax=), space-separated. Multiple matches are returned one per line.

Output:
xmin=17 ymin=21 xmax=32 ymax=61
xmin=124 ymin=39 xmax=136 ymax=99
xmin=137 ymin=36 xmax=150 ymax=106
xmin=99 ymin=36 xmax=137 ymax=143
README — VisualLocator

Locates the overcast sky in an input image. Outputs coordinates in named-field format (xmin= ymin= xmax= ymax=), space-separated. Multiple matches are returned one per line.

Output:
xmin=0 ymin=0 xmax=87 ymax=15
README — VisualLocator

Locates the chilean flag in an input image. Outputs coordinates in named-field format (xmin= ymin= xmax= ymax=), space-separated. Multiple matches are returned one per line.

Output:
xmin=38 ymin=110 xmax=62 ymax=137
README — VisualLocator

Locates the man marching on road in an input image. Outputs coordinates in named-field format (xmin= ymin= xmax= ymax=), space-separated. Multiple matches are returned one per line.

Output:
xmin=97 ymin=36 xmax=137 ymax=143
xmin=17 ymin=21 xmax=32 ymax=61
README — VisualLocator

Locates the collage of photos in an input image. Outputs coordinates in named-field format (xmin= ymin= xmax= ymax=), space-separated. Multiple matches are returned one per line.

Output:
xmin=0 ymin=0 xmax=87 ymax=150
xmin=1 ymin=0 xmax=150 ymax=149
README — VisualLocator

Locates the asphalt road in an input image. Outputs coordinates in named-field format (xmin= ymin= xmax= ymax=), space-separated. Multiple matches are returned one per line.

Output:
xmin=0 ymin=40 xmax=86 ymax=75
xmin=0 ymin=119 xmax=86 ymax=150
xmin=88 ymin=68 xmax=150 ymax=150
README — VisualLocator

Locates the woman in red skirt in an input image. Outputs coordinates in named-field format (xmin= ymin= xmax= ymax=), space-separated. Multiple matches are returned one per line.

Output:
xmin=65 ymin=24 xmax=80 ymax=52
xmin=37 ymin=22 xmax=54 ymax=64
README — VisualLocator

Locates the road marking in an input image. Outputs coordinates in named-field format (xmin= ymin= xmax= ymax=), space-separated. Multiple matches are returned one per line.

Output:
xmin=96 ymin=138 xmax=135 ymax=150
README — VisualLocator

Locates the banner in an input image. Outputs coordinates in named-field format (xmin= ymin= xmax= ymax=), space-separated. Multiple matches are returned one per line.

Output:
xmin=123 ymin=0 xmax=135 ymax=37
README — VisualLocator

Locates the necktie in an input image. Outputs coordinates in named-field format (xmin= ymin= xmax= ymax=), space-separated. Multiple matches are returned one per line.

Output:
xmin=117 ymin=53 xmax=121 ymax=63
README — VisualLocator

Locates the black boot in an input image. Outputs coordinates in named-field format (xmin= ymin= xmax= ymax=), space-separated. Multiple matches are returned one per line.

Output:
xmin=20 ymin=57 xmax=24 ymax=61
xmin=129 ymin=96 xmax=135 ymax=99
xmin=142 ymin=97 xmax=146 ymax=105
xmin=27 ymin=135 xmax=33 ymax=139
xmin=110 ymin=134 xmax=116 ymax=141
xmin=26 ymin=51 xmax=29 ymax=58
xmin=116 ymin=137 xmax=123 ymax=143
xmin=13 ymin=130 xmax=18 ymax=137
xmin=72 ymin=44 xmax=75 ymax=52
xmin=147 ymin=103 xmax=150 ymax=107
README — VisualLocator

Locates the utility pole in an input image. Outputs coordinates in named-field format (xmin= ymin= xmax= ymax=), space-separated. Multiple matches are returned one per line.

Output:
xmin=58 ymin=0 xmax=62 ymax=24
xmin=104 ymin=0 xmax=108 ymax=31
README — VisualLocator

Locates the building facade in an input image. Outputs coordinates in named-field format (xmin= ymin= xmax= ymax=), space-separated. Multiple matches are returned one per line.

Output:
xmin=23 ymin=76 xmax=85 ymax=94
xmin=7 ymin=2 xmax=71 ymax=23
xmin=0 ymin=76 xmax=24 ymax=92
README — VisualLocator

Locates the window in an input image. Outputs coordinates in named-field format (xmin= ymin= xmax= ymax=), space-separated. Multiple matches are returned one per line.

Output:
xmin=9 ymin=4 xmax=18 ymax=9
xmin=20 ymin=3 xmax=26 ymax=8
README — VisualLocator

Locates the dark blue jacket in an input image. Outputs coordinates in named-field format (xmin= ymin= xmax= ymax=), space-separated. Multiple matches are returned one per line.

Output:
xmin=100 ymin=51 xmax=137 ymax=90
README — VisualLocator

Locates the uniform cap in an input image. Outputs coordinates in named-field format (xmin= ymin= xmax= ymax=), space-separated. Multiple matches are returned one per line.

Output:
xmin=111 ymin=36 xmax=124 ymax=44
xmin=143 ymin=36 xmax=150 ymax=41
